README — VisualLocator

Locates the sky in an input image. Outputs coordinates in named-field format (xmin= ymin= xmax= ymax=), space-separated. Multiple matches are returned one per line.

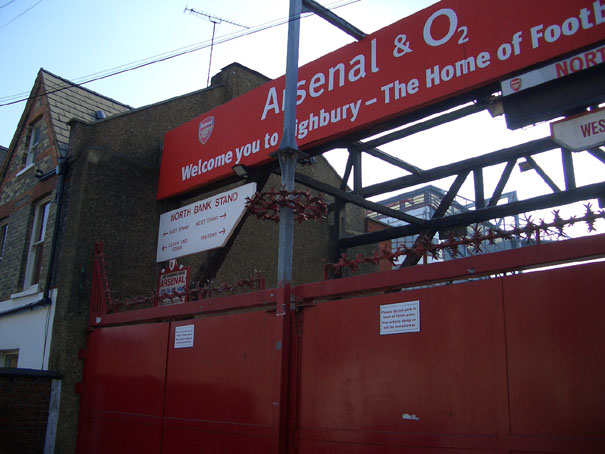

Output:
xmin=0 ymin=0 xmax=603 ymax=234
xmin=0 ymin=0 xmax=437 ymax=146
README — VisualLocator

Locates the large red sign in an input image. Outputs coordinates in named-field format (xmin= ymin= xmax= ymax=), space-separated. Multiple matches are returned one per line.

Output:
xmin=158 ymin=0 xmax=605 ymax=199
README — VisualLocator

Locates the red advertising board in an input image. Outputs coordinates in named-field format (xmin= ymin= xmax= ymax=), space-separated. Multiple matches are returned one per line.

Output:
xmin=157 ymin=259 xmax=190 ymax=305
xmin=158 ymin=0 xmax=605 ymax=199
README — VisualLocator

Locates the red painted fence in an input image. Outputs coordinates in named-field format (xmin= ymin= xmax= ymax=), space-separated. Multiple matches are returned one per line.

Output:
xmin=77 ymin=234 xmax=605 ymax=453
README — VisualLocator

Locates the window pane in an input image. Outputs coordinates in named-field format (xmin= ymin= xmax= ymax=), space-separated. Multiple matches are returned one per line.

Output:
xmin=1 ymin=350 xmax=19 ymax=368
xmin=37 ymin=202 xmax=50 ymax=242
xmin=25 ymin=123 xmax=41 ymax=167
xmin=32 ymin=243 xmax=44 ymax=285
xmin=0 ymin=223 xmax=7 ymax=258
xmin=25 ymin=200 xmax=50 ymax=288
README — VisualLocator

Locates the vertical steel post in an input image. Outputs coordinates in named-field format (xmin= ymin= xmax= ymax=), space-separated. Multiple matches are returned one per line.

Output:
xmin=273 ymin=0 xmax=301 ymax=452
xmin=277 ymin=0 xmax=302 ymax=286
xmin=352 ymin=148 xmax=362 ymax=195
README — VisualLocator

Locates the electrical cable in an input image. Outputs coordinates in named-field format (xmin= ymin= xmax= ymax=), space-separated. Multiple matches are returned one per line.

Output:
xmin=0 ymin=0 xmax=42 ymax=28
xmin=0 ymin=0 xmax=18 ymax=10
xmin=0 ymin=0 xmax=359 ymax=107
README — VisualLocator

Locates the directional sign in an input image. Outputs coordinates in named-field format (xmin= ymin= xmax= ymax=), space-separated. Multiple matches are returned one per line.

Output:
xmin=156 ymin=182 xmax=257 ymax=262
xmin=551 ymin=107 xmax=605 ymax=151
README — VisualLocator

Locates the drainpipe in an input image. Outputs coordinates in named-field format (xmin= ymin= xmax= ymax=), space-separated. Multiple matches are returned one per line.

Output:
xmin=42 ymin=155 xmax=67 ymax=305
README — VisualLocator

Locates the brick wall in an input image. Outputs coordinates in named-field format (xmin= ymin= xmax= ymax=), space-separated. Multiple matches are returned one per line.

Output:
xmin=0 ymin=369 xmax=60 ymax=454
xmin=0 ymin=82 xmax=57 ymax=300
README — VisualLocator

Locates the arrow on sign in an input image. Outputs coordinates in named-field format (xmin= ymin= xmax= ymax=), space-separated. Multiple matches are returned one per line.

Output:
xmin=156 ymin=182 xmax=257 ymax=262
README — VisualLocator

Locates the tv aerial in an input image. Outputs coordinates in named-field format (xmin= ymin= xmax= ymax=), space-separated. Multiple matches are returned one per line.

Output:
xmin=184 ymin=7 xmax=249 ymax=87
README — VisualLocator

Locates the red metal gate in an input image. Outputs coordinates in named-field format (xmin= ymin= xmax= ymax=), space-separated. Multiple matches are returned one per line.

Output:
xmin=296 ymin=261 xmax=605 ymax=453
xmin=77 ymin=311 xmax=277 ymax=453
xmin=77 ymin=235 xmax=605 ymax=453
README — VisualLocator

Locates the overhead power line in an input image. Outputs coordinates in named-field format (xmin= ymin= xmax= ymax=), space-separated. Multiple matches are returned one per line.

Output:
xmin=0 ymin=0 xmax=18 ymax=10
xmin=0 ymin=0 xmax=42 ymax=28
xmin=0 ymin=0 xmax=359 ymax=107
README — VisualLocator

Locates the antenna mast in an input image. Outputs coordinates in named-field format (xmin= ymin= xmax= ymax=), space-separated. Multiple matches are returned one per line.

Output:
xmin=184 ymin=7 xmax=249 ymax=87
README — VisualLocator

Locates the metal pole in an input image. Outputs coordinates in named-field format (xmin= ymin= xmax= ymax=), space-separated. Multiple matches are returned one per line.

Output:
xmin=277 ymin=0 xmax=302 ymax=286
xmin=273 ymin=1 xmax=301 ymax=452
xmin=206 ymin=20 xmax=218 ymax=88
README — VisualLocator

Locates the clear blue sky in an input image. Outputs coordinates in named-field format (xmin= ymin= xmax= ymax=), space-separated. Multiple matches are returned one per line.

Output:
xmin=0 ymin=0 xmax=437 ymax=147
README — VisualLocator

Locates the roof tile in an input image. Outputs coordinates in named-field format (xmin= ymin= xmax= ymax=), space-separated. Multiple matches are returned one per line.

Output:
xmin=40 ymin=70 xmax=131 ymax=151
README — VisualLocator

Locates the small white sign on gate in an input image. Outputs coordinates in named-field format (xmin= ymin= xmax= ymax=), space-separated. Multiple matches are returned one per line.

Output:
xmin=380 ymin=301 xmax=420 ymax=335
xmin=174 ymin=324 xmax=195 ymax=348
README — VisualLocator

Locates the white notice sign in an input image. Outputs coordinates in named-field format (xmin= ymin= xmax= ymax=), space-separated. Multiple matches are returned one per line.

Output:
xmin=174 ymin=325 xmax=194 ymax=349
xmin=156 ymin=182 xmax=257 ymax=262
xmin=380 ymin=301 xmax=420 ymax=335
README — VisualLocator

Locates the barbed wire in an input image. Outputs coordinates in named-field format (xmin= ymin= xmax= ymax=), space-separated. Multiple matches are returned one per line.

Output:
xmin=325 ymin=204 xmax=605 ymax=275
xmin=246 ymin=187 xmax=328 ymax=223
xmin=106 ymin=271 xmax=265 ymax=313
xmin=95 ymin=204 xmax=604 ymax=313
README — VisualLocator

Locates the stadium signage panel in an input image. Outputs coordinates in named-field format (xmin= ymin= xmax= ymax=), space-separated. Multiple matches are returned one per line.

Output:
xmin=551 ymin=106 xmax=605 ymax=151
xmin=156 ymin=182 xmax=257 ymax=261
xmin=158 ymin=0 xmax=605 ymax=199
xmin=501 ymin=44 xmax=605 ymax=96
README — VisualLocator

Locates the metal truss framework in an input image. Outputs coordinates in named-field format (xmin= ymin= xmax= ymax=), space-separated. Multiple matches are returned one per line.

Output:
xmin=292 ymin=84 xmax=605 ymax=266
xmin=292 ymin=2 xmax=605 ymax=269
xmin=181 ymin=3 xmax=605 ymax=278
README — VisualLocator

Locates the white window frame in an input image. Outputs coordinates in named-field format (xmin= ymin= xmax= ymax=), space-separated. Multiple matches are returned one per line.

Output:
xmin=0 ymin=349 xmax=19 ymax=368
xmin=16 ymin=120 xmax=42 ymax=177
xmin=24 ymin=199 xmax=51 ymax=290
xmin=25 ymin=121 xmax=41 ymax=167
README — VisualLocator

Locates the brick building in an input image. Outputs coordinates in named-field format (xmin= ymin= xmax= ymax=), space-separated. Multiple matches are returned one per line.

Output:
xmin=0 ymin=70 xmax=131 ymax=370
xmin=0 ymin=64 xmax=367 ymax=452
xmin=0 ymin=69 xmax=132 ymax=452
